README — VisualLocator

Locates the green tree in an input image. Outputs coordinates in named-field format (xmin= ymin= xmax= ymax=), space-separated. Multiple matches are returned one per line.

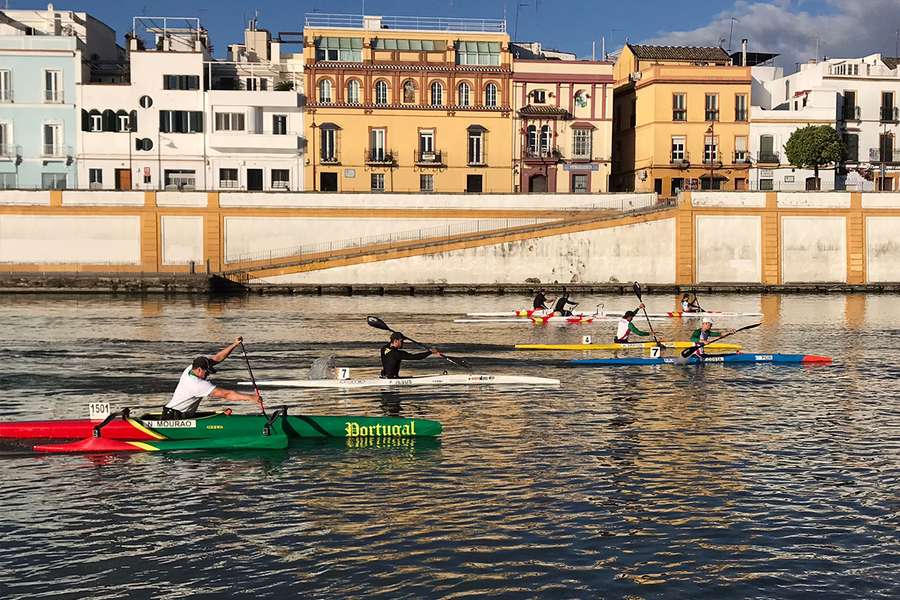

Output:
xmin=274 ymin=81 xmax=294 ymax=91
xmin=783 ymin=125 xmax=843 ymax=190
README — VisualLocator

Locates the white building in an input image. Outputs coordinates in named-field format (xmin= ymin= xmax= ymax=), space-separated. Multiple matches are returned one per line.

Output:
xmin=755 ymin=53 xmax=900 ymax=191
xmin=76 ymin=17 xmax=305 ymax=191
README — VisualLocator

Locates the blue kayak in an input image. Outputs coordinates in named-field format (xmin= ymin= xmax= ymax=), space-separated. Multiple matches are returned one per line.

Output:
xmin=569 ymin=353 xmax=832 ymax=366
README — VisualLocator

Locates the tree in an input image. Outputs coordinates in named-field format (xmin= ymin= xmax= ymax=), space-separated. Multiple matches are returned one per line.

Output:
xmin=274 ymin=80 xmax=294 ymax=91
xmin=783 ymin=125 xmax=843 ymax=190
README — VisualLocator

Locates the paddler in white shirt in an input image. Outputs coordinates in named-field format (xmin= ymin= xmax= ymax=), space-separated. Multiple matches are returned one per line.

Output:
xmin=162 ymin=337 xmax=261 ymax=418
xmin=614 ymin=305 xmax=650 ymax=343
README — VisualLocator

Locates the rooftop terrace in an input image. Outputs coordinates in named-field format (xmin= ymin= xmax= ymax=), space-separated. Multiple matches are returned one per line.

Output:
xmin=303 ymin=14 xmax=507 ymax=34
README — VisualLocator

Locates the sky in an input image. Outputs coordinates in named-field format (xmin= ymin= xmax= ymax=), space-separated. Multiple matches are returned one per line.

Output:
xmin=8 ymin=0 xmax=900 ymax=72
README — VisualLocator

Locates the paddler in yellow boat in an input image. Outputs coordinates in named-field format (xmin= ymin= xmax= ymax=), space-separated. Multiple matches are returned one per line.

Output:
xmin=690 ymin=318 xmax=735 ymax=355
xmin=614 ymin=306 xmax=650 ymax=343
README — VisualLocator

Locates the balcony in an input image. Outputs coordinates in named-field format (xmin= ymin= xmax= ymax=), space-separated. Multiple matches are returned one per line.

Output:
xmin=0 ymin=144 xmax=21 ymax=160
xmin=672 ymin=110 xmax=687 ymax=122
xmin=757 ymin=151 xmax=780 ymax=165
xmin=304 ymin=13 xmax=507 ymax=33
xmin=415 ymin=150 xmax=444 ymax=166
xmin=44 ymin=90 xmax=64 ymax=104
xmin=365 ymin=149 xmax=395 ymax=165
xmin=208 ymin=131 xmax=302 ymax=153
xmin=733 ymin=151 xmax=750 ymax=165
xmin=669 ymin=151 xmax=690 ymax=167
xmin=524 ymin=147 xmax=562 ymax=162
xmin=42 ymin=144 xmax=71 ymax=160
xmin=735 ymin=109 xmax=748 ymax=122
xmin=705 ymin=110 xmax=719 ymax=122
xmin=218 ymin=179 xmax=240 ymax=189
xmin=702 ymin=156 xmax=723 ymax=167
xmin=869 ymin=148 xmax=900 ymax=164
xmin=320 ymin=154 xmax=340 ymax=165
xmin=881 ymin=106 xmax=899 ymax=123
xmin=0 ymin=90 xmax=11 ymax=103
xmin=842 ymin=105 xmax=861 ymax=121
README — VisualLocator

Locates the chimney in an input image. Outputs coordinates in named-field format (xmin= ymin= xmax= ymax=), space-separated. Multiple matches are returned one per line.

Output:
xmin=741 ymin=38 xmax=748 ymax=67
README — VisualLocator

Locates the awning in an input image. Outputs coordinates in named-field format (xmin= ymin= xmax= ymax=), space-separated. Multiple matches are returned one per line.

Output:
xmin=570 ymin=121 xmax=596 ymax=130
xmin=318 ymin=122 xmax=341 ymax=130
xmin=467 ymin=124 xmax=488 ymax=132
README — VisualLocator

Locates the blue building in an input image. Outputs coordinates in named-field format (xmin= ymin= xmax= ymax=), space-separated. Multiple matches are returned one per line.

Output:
xmin=0 ymin=7 xmax=119 ymax=189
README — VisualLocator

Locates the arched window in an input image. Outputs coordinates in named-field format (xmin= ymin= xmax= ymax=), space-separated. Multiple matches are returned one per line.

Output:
xmin=375 ymin=80 xmax=389 ymax=105
xmin=458 ymin=82 xmax=470 ymax=107
xmin=430 ymin=81 xmax=444 ymax=106
xmin=527 ymin=125 xmax=538 ymax=154
xmin=484 ymin=83 xmax=498 ymax=107
xmin=540 ymin=125 xmax=552 ymax=154
xmin=402 ymin=79 xmax=416 ymax=103
xmin=318 ymin=79 xmax=332 ymax=103
xmin=346 ymin=80 xmax=360 ymax=104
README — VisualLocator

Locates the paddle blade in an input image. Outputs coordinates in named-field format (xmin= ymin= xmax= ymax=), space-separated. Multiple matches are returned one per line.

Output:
xmin=632 ymin=281 xmax=642 ymax=301
xmin=366 ymin=316 xmax=393 ymax=332
xmin=681 ymin=345 xmax=700 ymax=358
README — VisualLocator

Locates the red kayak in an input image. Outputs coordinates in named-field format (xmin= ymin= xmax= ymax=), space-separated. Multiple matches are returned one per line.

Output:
xmin=0 ymin=418 xmax=161 ymax=441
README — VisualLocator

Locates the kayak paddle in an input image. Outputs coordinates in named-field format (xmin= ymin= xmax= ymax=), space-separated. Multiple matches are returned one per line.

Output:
xmin=366 ymin=315 xmax=471 ymax=370
xmin=632 ymin=282 xmax=665 ymax=349
xmin=238 ymin=338 xmax=267 ymax=416
xmin=680 ymin=322 xmax=762 ymax=358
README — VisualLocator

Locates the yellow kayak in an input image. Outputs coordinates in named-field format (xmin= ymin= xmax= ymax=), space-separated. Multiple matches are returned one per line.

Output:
xmin=515 ymin=341 xmax=743 ymax=351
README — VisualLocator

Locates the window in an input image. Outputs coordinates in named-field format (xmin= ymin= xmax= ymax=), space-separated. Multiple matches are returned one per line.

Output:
xmin=219 ymin=168 xmax=239 ymax=188
xmin=318 ymin=79 xmax=332 ymax=103
xmin=468 ymin=129 xmax=484 ymax=164
xmin=879 ymin=133 xmax=894 ymax=163
xmin=527 ymin=125 xmax=538 ymax=154
xmin=44 ymin=70 xmax=61 ymax=103
xmin=369 ymin=128 xmax=386 ymax=161
xmin=163 ymin=75 xmax=200 ymax=90
xmin=671 ymin=135 xmax=686 ymax=161
xmin=843 ymin=133 xmax=859 ymax=162
xmin=315 ymin=37 xmax=363 ymax=62
xmin=735 ymin=136 xmax=748 ymax=162
xmin=705 ymin=94 xmax=719 ymax=121
xmin=271 ymin=169 xmax=290 ymax=189
xmin=117 ymin=113 xmax=131 ymax=132
xmin=89 ymin=168 xmax=103 ymax=186
xmin=673 ymin=93 xmax=686 ymax=121
xmin=374 ymin=39 xmax=445 ymax=51
xmin=671 ymin=178 xmax=684 ymax=196
xmin=42 ymin=123 xmax=61 ymax=156
xmin=273 ymin=115 xmax=287 ymax=135
xmin=882 ymin=91 xmax=896 ymax=122
xmin=0 ymin=123 xmax=7 ymax=154
xmin=419 ymin=130 xmax=435 ymax=157
xmin=375 ymin=81 xmax=389 ymax=105
xmin=704 ymin=135 xmax=718 ymax=163
xmin=347 ymin=80 xmax=360 ymax=104
xmin=420 ymin=174 xmax=434 ymax=192
xmin=484 ymin=83 xmax=498 ymax=107
xmin=539 ymin=125 xmax=552 ymax=155
xmin=531 ymin=89 xmax=546 ymax=104
xmin=164 ymin=169 xmax=196 ymax=190
xmin=430 ymin=81 xmax=444 ymax=106
xmin=458 ymin=82 xmax=470 ymax=106
xmin=402 ymin=80 xmax=416 ymax=103
xmin=843 ymin=91 xmax=857 ymax=120
xmin=735 ymin=94 xmax=748 ymax=121
xmin=759 ymin=178 xmax=774 ymax=191
xmin=0 ymin=173 xmax=16 ymax=189
xmin=215 ymin=112 xmax=245 ymax=131
xmin=572 ymin=174 xmax=588 ymax=193
xmin=245 ymin=77 xmax=267 ymax=91
xmin=41 ymin=173 xmax=66 ymax=189
xmin=0 ymin=70 xmax=10 ymax=102
xmin=90 ymin=113 xmax=102 ymax=132
xmin=159 ymin=111 xmax=203 ymax=133
xmin=759 ymin=135 xmax=776 ymax=162
xmin=371 ymin=173 xmax=385 ymax=192
xmin=321 ymin=127 xmax=337 ymax=162
xmin=573 ymin=129 xmax=592 ymax=159
xmin=457 ymin=41 xmax=501 ymax=65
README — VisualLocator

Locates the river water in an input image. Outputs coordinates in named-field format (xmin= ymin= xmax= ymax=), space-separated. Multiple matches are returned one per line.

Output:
xmin=0 ymin=293 xmax=898 ymax=599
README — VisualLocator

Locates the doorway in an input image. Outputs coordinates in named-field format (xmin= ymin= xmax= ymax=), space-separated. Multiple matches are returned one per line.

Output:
xmin=115 ymin=168 xmax=132 ymax=191
xmin=320 ymin=172 xmax=338 ymax=192
xmin=528 ymin=174 xmax=547 ymax=192
xmin=466 ymin=174 xmax=483 ymax=193
xmin=247 ymin=169 xmax=264 ymax=191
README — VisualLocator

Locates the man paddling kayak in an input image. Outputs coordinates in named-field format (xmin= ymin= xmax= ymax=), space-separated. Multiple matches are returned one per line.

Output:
xmin=381 ymin=332 xmax=441 ymax=379
xmin=690 ymin=318 xmax=734 ymax=355
xmin=614 ymin=306 xmax=650 ymax=343
xmin=681 ymin=293 xmax=702 ymax=313
xmin=533 ymin=288 xmax=549 ymax=310
xmin=553 ymin=288 xmax=579 ymax=317
xmin=163 ymin=338 xmax=261 ymax=418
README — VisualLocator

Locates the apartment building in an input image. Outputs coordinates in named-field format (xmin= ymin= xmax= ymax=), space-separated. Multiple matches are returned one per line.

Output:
xmin=76 ymin=17 xmax=304 ymax=191
xmin=0 ymin=5 xmax=118 ymax=189
xmin=512 ymin=43 xmax=613 ymax=193
xmin=303 ymin=14 xmax=514 ymax=193
xmin=759 ymin=54 xmax=900 ymax=191
xmin=612 ymin=44 xmax=752 ymax=196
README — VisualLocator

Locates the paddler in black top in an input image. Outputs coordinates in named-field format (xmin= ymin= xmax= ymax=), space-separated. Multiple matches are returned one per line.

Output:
xmin=380 ymin=332 xmax=440 ymax=378
xmin=533 ymin=288 xmax=549 ymax=310
xmin=553 ymin=287 xmax=579 ymax=316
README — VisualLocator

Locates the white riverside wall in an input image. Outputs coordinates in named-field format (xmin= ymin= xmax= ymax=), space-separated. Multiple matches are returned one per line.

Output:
xmin=781 ymin=217 xmax=847 ymax=282
xmin=696 ymin=215 xmax=762 ymax=283
xmin=161 ymin=216 xmax=204 ymax=266
xmin=257 ymin=218 xmax=676 ymax=285
xmin=866 ymin=217 xmax=900 ymax=282
xmin=0 ymin=215 xmax=141 ymax=264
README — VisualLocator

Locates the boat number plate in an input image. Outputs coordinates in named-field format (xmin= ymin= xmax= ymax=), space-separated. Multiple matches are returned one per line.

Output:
xmin=89 ymin=402 xmax=110 ymax=421
xmin=338 ymin=368 xmax=351 ymax=380
xmin=650 ymin=346 xmax=661 ymax=358
xmin=582 ymin=335 xmax=592 ymax=345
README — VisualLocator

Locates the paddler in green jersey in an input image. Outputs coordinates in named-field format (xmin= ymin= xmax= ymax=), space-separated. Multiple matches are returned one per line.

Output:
xmin=614 ymin=306 xmax=649 ymax=343
xmin=690 ymin=318 xmax=734 ymax=354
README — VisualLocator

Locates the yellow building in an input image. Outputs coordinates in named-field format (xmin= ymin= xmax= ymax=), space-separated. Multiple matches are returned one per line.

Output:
xmin=302 ymin=14 xmax=514 ymax=193
xmin=612 ymin=44 xmax=752 ymax=196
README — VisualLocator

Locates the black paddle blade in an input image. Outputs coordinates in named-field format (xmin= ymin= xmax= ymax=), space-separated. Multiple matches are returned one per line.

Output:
xmin=632 ymin=281 xmax=642 ymax=300
xmin=366 ymin=316 xmax=393 ymax=332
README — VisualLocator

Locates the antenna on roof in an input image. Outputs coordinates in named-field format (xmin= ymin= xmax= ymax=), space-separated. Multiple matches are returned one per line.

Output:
xmin=728 ymin=17 xmax=738 ymax=52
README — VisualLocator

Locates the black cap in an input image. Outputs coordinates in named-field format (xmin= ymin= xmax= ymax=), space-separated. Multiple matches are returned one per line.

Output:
xmin=192 ymin=356 xmax=217 ymax=374
xmin=390 ymin=332 xmax=405 ymax=342
xmin=624 ymin=310 xmax=636 ymax=320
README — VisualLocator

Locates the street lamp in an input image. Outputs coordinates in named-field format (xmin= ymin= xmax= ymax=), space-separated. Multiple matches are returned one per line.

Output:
xmin=705 ymin=123 xmax=715 ymax=189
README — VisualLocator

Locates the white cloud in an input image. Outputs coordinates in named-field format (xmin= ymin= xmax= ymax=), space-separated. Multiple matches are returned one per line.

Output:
xmin=647 ymin=0 xmax=900 ymax=72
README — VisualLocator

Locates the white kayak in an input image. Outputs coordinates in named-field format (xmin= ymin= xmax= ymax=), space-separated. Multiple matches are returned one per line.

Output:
xmin=240 ymin=374 xmax=561 ymax=389
xmin=455 ymin=315 xmax=668 ymax=324
xmin=466 ymin=309 xmax=761 ymax=319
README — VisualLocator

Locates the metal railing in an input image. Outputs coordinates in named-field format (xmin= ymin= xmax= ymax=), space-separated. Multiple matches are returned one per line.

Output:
xmin=44 ymin=89 xmax=63 ymax=103
xmin=757 ymin=151 xmax=780 ymax=164
xmin=881 ymin=106 xmax=899 ymax=122
xmin=41 ymin=144 xmax=70 ymax=158
xmin=304 ymin=13 xmax=507 ymax=33
xmin=524 ymin=147 xmax=561 ymax=160
xmin=705 ymin=110 xmax=719 ymax=122
xmin=670 ymin=151 xmax=690 ymax=166
xmin=842 ymin=105 xmax=861 ymax=121
xmin=0 ymin=144 xmax=21 ymax=159
xmin=415 ymin=150 xmax=444 ymax=164
xmin=365 ymin=149 xmax=395 ymax=164
xmin=218 ymin=179 xmax=240 ymax=189
xmin=869 ymin=148 xmax=900 ymax=163
xmin=735 ymin=109 xmax=748 ymax=122
xmin=321 ymin=155 xmax=340 ymax=164
xmin=733 ymin=151 xmax=750 ymax=164
xmin=0 ymin=90 xmax=12 ymax=103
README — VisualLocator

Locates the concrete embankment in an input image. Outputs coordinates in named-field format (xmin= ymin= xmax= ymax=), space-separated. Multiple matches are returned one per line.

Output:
xmin=0 ymin=272 xmax=213 ymax=294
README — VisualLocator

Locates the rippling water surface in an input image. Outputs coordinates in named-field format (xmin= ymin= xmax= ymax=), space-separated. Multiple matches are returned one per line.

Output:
xmin=1 ymin=293 xmax=899 ymax=599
